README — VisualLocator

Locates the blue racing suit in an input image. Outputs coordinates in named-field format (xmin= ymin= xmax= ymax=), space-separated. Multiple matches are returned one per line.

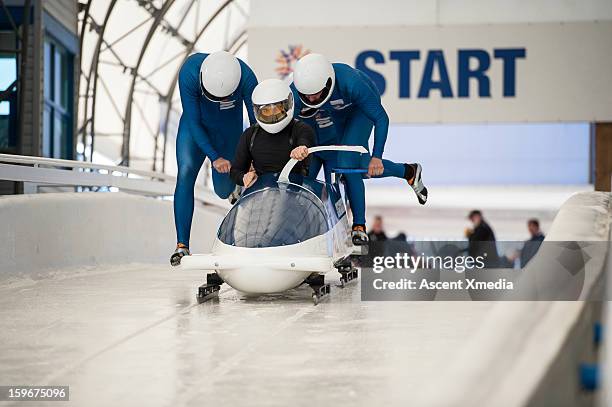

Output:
xmin=293 ymin=63 xmax=405 ymax=225
xmin=174 ymin=53 xmax=258 ymax=246
xmin=297 ymin=106 xmax=337 ymax=184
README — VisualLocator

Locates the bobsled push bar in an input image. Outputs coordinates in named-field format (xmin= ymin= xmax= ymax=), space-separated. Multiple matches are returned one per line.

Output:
xmin=181 ymin=255 xmax=334 ymax=273
xmin=278 ymin=145 xmax=368 ymax=184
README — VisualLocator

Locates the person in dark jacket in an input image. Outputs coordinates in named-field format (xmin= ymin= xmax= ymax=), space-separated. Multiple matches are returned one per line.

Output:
xmin=519 ymin=218 xmax=545 ymax=267
xmin=367 ymin=215 xmax=388 ymax=242
xmin=230 ymin=78 xmax=314 ymax=188
xmin=465 ymin=209 xmax=500 ymax=267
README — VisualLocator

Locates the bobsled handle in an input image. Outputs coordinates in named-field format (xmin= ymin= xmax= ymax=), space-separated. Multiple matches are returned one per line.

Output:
xmin=278 ymin=145 xmax=368 ymax=184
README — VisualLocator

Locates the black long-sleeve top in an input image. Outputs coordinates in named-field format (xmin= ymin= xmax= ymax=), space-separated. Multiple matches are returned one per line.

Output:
xmin=230 ymin=120 xmax=315 ymax=186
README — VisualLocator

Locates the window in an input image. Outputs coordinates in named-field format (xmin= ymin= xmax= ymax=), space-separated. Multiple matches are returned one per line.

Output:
xmin=0 ymin=31 xmax=17 ymax=151
xmin=43 ymin=37 xmax=73 ymax=159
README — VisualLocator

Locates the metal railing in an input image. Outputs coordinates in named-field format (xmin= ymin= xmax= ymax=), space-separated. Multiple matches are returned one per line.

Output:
xmin=0 ymin=153 xmax=229 ymax=210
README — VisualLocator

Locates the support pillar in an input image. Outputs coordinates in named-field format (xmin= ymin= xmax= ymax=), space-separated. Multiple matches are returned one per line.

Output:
xmin=594 ymin=122 xmax=612 ymax=192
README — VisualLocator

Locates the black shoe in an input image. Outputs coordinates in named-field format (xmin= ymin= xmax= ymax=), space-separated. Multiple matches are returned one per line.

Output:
xmin=405 ymin=163 xmax=428 ymax=205
xmin=170 ymin=244 xmax=190 ymax=266
xmin=351 ymin=225 xmax=369 ymax=246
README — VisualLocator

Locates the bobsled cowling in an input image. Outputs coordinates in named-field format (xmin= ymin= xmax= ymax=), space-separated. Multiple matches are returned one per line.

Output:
xmin=181 ymin=146 xmax=367 ymax=294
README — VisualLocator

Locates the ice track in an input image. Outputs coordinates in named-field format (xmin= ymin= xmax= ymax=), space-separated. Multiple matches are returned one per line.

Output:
xmin=0 ymin=264 xmax=491 ymax=407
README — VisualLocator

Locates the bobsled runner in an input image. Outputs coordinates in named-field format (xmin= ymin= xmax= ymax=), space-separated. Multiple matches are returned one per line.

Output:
xmin=181 ymin=146 xmax=367 ymax=304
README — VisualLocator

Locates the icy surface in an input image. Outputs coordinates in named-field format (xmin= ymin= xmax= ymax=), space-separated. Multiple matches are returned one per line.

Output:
xmin=0 ymin=264 xmax=491 ymax=407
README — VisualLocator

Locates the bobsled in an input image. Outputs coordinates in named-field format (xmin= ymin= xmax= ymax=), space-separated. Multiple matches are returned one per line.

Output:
xmin=181 ymin=146 xmax=367 ymax=304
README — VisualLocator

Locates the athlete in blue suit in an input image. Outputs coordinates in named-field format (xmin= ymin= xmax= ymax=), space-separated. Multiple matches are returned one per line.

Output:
xmin=171 ymin=51 xmax=258 ymax=265
xmin=296 ymin=105 xmax=337 ymax=184
xmin=292 ymin=54 xmax=428 ymax=244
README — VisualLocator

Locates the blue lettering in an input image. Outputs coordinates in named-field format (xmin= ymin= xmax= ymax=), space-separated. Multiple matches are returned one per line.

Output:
xmin=355 ymin=48 xmax=525 ymax=99
xmin=458 ymin=49 xmax=491 ymax=98
xmin=418 ymin=50 xmax=453 ymax=98
xmin=355 ymin=50 xmax=386 ymax=95
xmin=494 ymin=48 xmax=526 ymax=97
xmin=389 ymin=50 xmax=420 ymax=98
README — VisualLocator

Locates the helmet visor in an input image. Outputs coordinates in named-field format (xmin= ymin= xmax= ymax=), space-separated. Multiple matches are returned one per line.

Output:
xmin=254 ymin=93 xmax=293 ymax=124
xmin=298 ymin=77 xmax=332 ymax=107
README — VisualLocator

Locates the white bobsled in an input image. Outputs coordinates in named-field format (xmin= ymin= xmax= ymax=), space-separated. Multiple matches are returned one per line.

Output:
xmin=180 ymin=145 xmax=367 ymax=298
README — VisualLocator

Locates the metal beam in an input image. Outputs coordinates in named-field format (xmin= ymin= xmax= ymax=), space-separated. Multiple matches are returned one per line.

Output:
xmin=156 ymin=0 xmax=237 ymax=172
xmin=122 ymin=0 xmax=176 ymax=166
xmin=81 ymin=0 xmax=117 ymax=162
xmin=17 ymin=0 xmax=31 ymax=155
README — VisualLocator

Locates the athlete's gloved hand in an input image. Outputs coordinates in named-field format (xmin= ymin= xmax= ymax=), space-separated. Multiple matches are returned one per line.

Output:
xmin=368 ymin=157 xmax=384 ymax=177
xmin=243 ymin=171 xmax=258 ymax=188
xmin=213 ymin=157 xmax=231 ymax=173
xmin=290 ymin=145 xmax=309 ymax=161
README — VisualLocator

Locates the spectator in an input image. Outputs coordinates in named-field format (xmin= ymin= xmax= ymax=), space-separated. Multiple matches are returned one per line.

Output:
xmin=368 ymin=215 xmax=388 ymax=242
xmin=393 ymin=232 xmax=407 ymax=241
xmin=519 ymin=219 xmax=545 ymax=267
xmin=390 ymin=232 xmax=417 ymax=257
xmin=465 ymin=210 xmax=500 ymax=267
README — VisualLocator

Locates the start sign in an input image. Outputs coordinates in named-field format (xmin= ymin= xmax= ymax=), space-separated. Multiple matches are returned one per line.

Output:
xmin=248 ymin=22 xmax=612 ymax=123
xmin=356 ymin=48 xmax=526 ymax=99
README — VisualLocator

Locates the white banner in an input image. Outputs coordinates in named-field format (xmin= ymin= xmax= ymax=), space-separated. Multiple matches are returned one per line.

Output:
xmin=248 ymin=22 xmax=612 ymax=123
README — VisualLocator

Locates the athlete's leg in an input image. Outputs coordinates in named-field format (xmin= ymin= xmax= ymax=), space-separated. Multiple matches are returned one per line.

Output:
xmin=336 ymin=112 xmax=371 ymax=227
xmin=379 ymin=159 xmax=405 ymax=178
xmin=309 ymin=151 xmax=337 ymax=184
xmin=174 ymin=119 xmax=206 ymax=247
xmin=308 ymin=153 xmax=323 ymax=180
xmin=340 ymin=111 xmax=428 ymax=205
xmin=210 ymin=170 xmax=235 ymax=199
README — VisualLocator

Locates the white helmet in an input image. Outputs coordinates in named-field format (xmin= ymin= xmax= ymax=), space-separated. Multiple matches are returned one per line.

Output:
xmin=293 ymin=53 xmax=335 ymax=109
xmin=200 ymin=51 xmax=241 ymax=102
xmin=252 ymin=78 xmax=294 ymax=134
xmin=286 ymin=72 xmax=319 ymax=119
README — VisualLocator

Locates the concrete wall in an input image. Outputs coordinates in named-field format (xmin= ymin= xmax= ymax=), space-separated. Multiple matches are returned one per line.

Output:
xmin=43 ymin=0 xmax=78 ymax=33
xmin=0 ymin=192 xmax=225 ymax=279
xmin=250 ymin=0 xmax=612 ymax=28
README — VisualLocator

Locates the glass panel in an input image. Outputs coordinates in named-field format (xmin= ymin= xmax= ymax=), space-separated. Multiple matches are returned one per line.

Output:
xmin=54 ymin=46 xmax=62 ymax=106
xmin=42 ymin=106 xmax=52 ymax=157
xmin=53 ymin=111 xmax=62 ymax=158
xmin=218 ymin=185 xmax=329 ymax=248
xmin=0 ymin=113 xmax=8 ymax=148
xmin=0 ymin=56 xmax=16 ymax=92
xmin=0 ymin=101 xmax=9 ymax=115
xmin=43 ymin=37 xmax=73 ymax=158
xmin=0 ymin=46 xmax=17 ymax=149
xmin=60 ymin=49 xmax=69 ymax=110
xmin=61 ymin=117 xmax=69 ymax=158
xmin=52 ymin=45 xmax=70 ymax=110
xmin=44 ymin=41 xmax=52 ymax=100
